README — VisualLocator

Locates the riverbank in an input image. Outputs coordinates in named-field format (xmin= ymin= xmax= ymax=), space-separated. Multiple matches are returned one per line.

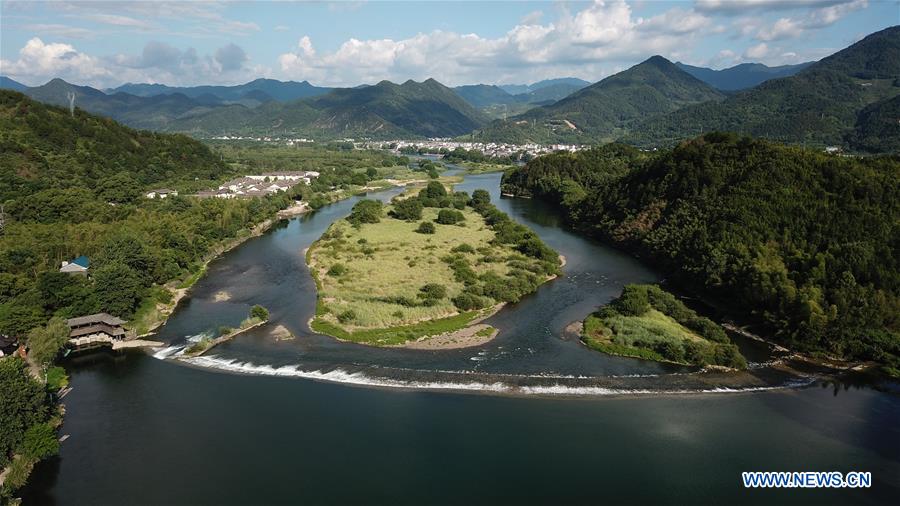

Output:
xmin=131 ymin=176 xmax=431 ymax=338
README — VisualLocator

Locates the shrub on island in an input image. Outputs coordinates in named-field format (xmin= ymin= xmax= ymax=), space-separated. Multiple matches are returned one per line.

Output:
xmin=416 ymin=222 xmax=435 ymax=234
xmin=583 ymin=284 xmax=747 ymax=369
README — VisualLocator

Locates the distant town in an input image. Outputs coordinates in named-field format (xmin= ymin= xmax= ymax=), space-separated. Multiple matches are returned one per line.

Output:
xmin=209 ymin=134 xmax=588 ymax=160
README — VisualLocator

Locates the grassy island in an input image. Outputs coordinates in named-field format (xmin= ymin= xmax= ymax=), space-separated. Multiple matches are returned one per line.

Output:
xmin=582 ymin=284 xmax=747 ymax=369
xmin=307 ymin=183 xmax=560 ymax=346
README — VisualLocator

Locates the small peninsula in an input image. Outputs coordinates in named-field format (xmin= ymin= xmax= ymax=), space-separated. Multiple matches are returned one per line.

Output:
xmin=582 ymin=284 xmax=747 ymax=369
xmin=307 ymin=183 xmax=561 ymax=347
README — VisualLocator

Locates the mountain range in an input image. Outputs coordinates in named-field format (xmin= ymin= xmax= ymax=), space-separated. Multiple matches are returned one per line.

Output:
xmin=168 ymin=78 xmax=490 ymax=138
xmin=675 ymin=61 xmax=812 ymax=91
xmin=108 ymin=78 xmax=332 ymax=103
xmin=624 ymin=25 xmax=900 ymax=151
xmin=472 ymin=55 xmax=726 ymax=144
xmin=1 ymin=25 xmax=896 ymax=151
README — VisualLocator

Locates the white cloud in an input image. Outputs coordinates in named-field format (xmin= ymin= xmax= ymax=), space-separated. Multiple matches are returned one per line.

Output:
xmin=0 ymin=37 xmax=266 ymax=87
xmin=754 ymin=0 xmax=867 ymax=40
xmin=274 ymin=25 xmax=290 ymax=32
xmin=277 ymin=0 xmax=715 ymax=86
xmin=757 ymin=18 xmax=803 ymax=40
xmin=744 ymin=42 xmax=770 ymax=59
xmin=0 ymin=37 xmax=112 ymax=85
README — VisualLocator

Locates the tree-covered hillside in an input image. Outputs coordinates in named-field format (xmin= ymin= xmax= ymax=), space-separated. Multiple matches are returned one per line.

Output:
xmin=0 ymin=91 xmax=293 ymax=335
xmin=0 ymin=89 xmax=229 ymax=203
xmin=167 ymin=78 xmax=489 ymax=139
xmin=625 ymin=26 xmax=900 ymax=150
xmin=474 ymin=56 xmax=724 ymax=144
xmin=502 ymin=134 xmax=900 ymax=373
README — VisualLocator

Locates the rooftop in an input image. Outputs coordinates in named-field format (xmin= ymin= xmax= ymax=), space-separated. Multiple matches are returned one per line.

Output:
xmin=67 ymin=312 xmax=126 ymax=328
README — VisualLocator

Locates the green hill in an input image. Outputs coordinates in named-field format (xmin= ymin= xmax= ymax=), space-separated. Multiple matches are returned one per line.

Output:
xmin=23 ymin=78 xmax=225 ymax=131
xmin=0 ymin=90 xmax=294 ymax=337
xmin=474 ymin=56 xmax=724 ymax=144
xmin=167 ymin=78 xmax=489 ymax=139
xmin=501 ymin=134 xmax=900 ymax=373
xmin=0 ymin=89 xmax=228 ymax=203
xmin=626 ymin=26 xmax=900 ymax=150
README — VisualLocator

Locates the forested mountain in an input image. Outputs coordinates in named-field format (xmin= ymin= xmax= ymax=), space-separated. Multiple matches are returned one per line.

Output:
xmin=21 ymin=78 xmax=228 ymax=131
xmin=498 ymin=78 xmax=590 ymax=96
xmin=0 ymin=90 xmax=292 ymax=336
xmin=474 ymin=56 xmax=724 ymax=144
xmin=626 ymin=26 xmax=900 ymax=150
xmin=169 ymin=78 xmax=490 ymax=138
xmin=501 ymin=134 xmax=900 ymax=373
xmin=110 ymin=78 xmax=332 ymax=102
xmin=0 ymin=76 xmax=28 ymax=92
xmin=675 ymin=61 xmax=813 ymax=90
xmin=0 ymin=89 xmax=227 ymax=203
xmin=453 ymin=85 xmax=519 ymax=108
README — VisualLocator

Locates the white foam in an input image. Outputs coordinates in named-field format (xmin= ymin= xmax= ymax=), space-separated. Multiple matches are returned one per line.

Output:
xmin=173 ymin=354 xmax=814 ymax=397
xmin=152 ymin=345 xmax=185 ymax=359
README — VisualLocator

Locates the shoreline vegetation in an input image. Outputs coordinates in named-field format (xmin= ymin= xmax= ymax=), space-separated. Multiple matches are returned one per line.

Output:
xmin=307 ymin=182 xmax=561 ymax=348
xmin=129 ymin=159 xmax=447 ymax=339
xmin=582 ymin=284 xmax=748 ymax=369
xmin=501 ymin=135 xmax=900 ymax=376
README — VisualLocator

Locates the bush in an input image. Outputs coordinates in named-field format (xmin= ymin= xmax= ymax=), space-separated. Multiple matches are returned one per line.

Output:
xmin=420 ymin=181 xmax=447 ymax=199
xmin=435 ymin=209 xmax=464 ymax=225
xmin=45 ymin=366 xmax=68 ymax=391
xmin=655 ymin=341 xmax=686 ymax=363
xmin=390 ymin=197 xmax=423 ymax=221
xmin=451 ymin=243 xmax=476 ymax=254
xmin=452 ymin=293 xmax=487 ymax=311
xmin=347 ymin=199 xmax=383 ymax=225
xmin=470 ymin=189 xmax=491 ymax=209
xmin=22 ymin=423 xmax=59 ymax=460
xmin=327 ymin=263 xmax=348 ymax=276
xmin=250 ymin=304 xmax=269 ymax=321
xmin=415 ymin=222 xmax=435 ymax=234
xmin=337 ymin=309 xmax=357 ymax=324
xmin=419 ymin=283 xmax=447 ymax=300
xmin=613 ymin=285 xmax=649 ymax=316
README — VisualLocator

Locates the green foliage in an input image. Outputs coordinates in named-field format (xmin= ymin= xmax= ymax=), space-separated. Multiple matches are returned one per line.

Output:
xmin=22 ymin=423 xmax=59 ymax=460
xmin=418 ymin=283 xmax=448 ymax=300
xmin=347 ymin=199 xmax=383 ymax=225
xmin=612 ymin=285 xmax=650 ymax=316
xmin=337 ymin=309 xmax=357 ymax=324
xmin=415 ymin=221 xmax=435 ymax=234
xmin=420 ymin=181 xmax=448 ymax=199
xmin=0 ymin=91 xmax=299 ymax=334
xmin=0 ymin=358 xmax=50 ymax=468
xmin=250 ymin=304 xmax=269 ymax=321
xmin=327 ymin=263 xmax=348 ymax=276
xmin=435 ymin=209 xmax=465 ymax=225
xmin=390 ymin=197 xmax=423 ymax=221
xmin=25 ymin=317 xmax=69 ymax=368
xmin=512 ymin=136 xmax=899 ymax=369
xmin=45 ymin=366 xmax=68 ymax=391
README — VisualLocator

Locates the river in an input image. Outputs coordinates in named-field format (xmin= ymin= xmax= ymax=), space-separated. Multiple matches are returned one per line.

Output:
xmin=24 ymin=168 xmax=900 ymax=504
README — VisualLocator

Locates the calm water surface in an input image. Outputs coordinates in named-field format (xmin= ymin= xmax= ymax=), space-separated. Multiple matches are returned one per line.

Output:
xmin=24 ymin=169 xmax=900 ymax=505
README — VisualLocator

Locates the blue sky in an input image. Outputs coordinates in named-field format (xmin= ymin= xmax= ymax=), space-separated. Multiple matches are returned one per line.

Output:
xmin=1 ymin=1 xmax=897 ymax=88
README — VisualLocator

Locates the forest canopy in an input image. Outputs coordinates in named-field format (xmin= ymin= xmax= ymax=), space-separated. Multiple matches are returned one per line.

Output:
xmin=502 ymin=134 xmax=900 ymax=373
